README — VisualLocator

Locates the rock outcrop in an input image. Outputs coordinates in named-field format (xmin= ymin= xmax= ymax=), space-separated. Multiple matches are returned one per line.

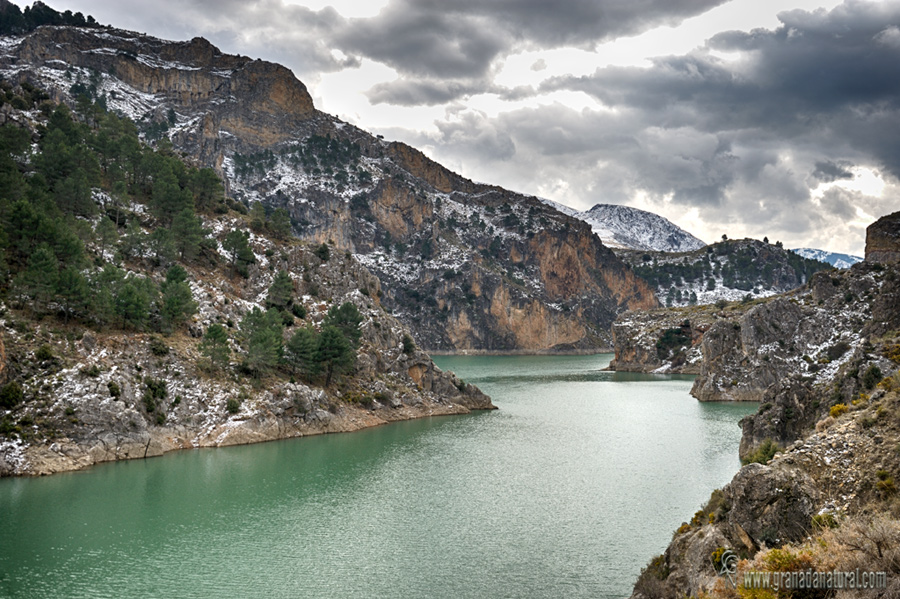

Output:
xmin=865 ymin=210 xmax=900 ymax=265
xmin=0 ymin=25 xmax=659 ymax=352
xmin=609 ymin=308 xmax=713 ymax=374
xmin=632 ymin=390 xmax=900 ymax=598
xmin=629 ymin=215 xmax=900 ymax=598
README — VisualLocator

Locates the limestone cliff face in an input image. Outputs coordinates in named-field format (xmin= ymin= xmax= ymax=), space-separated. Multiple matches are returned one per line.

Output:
xmin=612 ymin=246 xmax=900 ymax=464
xmin=865 ymin=210 xmax=900 ymax=264
xmin=0 ymin=25 xmax=659 ymax=352
xmin=6 ymin=26 xmax=314 ymax=167
xmin=629 ymin=222 xmax=900 ymax=599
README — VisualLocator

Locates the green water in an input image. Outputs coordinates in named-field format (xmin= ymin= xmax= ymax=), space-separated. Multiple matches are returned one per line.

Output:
xmin=0 ymin=354 xmax=756 ymax=599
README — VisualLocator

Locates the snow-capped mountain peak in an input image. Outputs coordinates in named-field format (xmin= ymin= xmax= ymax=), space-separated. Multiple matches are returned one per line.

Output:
xmin=538 ymin=200 xmax=706 ymax=253
xmin=791 ymin=248 xmax=863 ymax=269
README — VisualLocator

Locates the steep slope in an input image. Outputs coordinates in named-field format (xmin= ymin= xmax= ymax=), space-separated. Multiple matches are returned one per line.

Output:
xmin=618 ymin=238 xmax=831 ymax=307
xmin=792 ymin=247 xmax=863 ymax=269
xmin=0 ymin=82 xmax=492 ymax=477
xmin=0 ymin=24 xmax=659 ymax=352
xmin=628 ymin=212 xmax=900 ymax=599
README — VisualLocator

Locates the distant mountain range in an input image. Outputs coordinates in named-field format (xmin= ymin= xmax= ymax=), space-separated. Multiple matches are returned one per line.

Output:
xmin=540 ymin=201 xmax=706 ymax=253
xmin=791 ymin=248 xmax=863 ymax=269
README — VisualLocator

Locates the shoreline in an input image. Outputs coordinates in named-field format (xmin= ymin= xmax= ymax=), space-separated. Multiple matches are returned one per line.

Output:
xmin=1 ymin=399 xmax=496 ymax=478
xmin=427 ymin=348 xmax=613 ymax=356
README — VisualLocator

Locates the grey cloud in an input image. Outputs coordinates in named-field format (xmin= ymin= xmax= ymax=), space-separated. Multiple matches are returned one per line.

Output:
xmin=812 ymin=160 xmax=854 ymax=183
xmin=336 ymin=0 xmax=730 ymax=98
xmin=415 ymin=1 xmax=900 ymax=252
xmin=366 ymin=77 xmax=538 ymax=106
xmin=433 ymin=109 xmax=518 ymax=162
xmin=818 ymin=187 xmax=863 ymax=221
xmin=547 ymin=1 xmax=900 ymax=181
xmin=54 ymin=0 xmax=733 ymax=105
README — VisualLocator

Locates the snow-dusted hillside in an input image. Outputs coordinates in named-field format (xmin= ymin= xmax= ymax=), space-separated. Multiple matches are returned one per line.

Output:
xmin=791 ymin=248 xmax=862 ymax=269
xmin=618 ymin=239 xmax=832 ymax=307
xmin=580 ymin=204 xmax=706 ymax=252
xmin=538 ymin=200 xmax=705 ymax=252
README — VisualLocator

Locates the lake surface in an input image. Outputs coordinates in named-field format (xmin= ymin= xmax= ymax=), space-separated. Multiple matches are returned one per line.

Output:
xmin=0 ymin=354 xmax=756 ymax=599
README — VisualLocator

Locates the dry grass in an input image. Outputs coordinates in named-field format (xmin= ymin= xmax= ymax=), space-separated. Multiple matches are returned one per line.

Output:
xmin=708 ymin=516 xmax=900 ymax=598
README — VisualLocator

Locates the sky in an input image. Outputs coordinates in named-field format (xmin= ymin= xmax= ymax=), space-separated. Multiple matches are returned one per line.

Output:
xmin=20 ymin=0 xmax=900 ymax=255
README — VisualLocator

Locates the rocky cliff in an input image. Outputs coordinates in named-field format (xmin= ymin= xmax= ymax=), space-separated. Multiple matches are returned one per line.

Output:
xmin=866 ymin=209 xmax=900 ymax=265
xmin=0 ymin=83 xmax=493 ymax=477
xmin=629 ymin=212 xmax=900 ymax=598
xmin=0 ymin=24 xmax=659 ymax=352
xmin=609 ymin=307 xmax=715 ymax=374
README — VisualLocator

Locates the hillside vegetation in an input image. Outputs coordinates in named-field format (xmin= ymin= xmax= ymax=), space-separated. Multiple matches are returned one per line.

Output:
xmin=618 ymin=238 xmax=832 ymax=307
xmin=0 ymin=78 xmax=492 ymax=476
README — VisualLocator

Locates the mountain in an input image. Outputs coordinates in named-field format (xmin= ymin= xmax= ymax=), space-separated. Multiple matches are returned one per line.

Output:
xmin=0 ymin=73 xmax=492 ymax=476
xmin=0 ymin=23 xmax=659 ymax=352
xmin=578 ymin=203 xmax=706 ymax=252
xmin=616 ymin=238 xmax=832 ymax=307
xmin=538 ymin=200 xmax=706 ymax=252
xmin=792 ymin=247 xmax=862 ymax=269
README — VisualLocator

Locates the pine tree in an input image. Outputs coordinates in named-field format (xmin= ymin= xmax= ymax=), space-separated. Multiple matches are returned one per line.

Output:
xmin=54 ymin=168 xmax=95 ymax=216
xmin=285 ymin=326 xmax=318 ymax=379
xmin=160 ymin=265 xmax=197 ymax=333
xmin=12 ymin=243 xmax=58 ymax=314
xmin=223 ymin=229 xmax=255 ymax=278
xmin=171 ymin=208 xmax=204 ymax=262
xmin=199 ymin=323 xmax=230 ymax=371
xmin=56 ymin=266 xmax=91 ymax=323
xmin=114 ymin=279 xmax=153 ymax=330
xmin=90 ymin=264 xmax=124 ymax=327
xmin=315 ymin=325 xmax=355 ymax=386
xmin=249 ymin=202 xmax=266 ymax=232
xmin=190 ymin=168 xmax=223 ymax=212
xmin=323 ymin=301 xmax=363 ymax=347
xmin=266 ymin=270 xmax=293 ymax=310
xmin=240 ymin=307 xmax=283 ymax=376
xmin=95 ymin=216 xmax=118 ymax=257
xmin=269 ymin=207 xmax=292 ymax=240
xmin=150 ymin=162 xmax=191 ymax=223
xmin=148 ymin=228 xmax=177 ymax=267
xmin=120 ymin=217 xmax=145 ymax=259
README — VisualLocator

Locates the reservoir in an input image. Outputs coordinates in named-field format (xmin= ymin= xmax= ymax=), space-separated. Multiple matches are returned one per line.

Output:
xmin=0 ymin=354 xmax=756 ymax=598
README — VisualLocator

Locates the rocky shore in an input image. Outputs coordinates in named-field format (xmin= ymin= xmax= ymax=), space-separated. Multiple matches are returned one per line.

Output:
xmin=629 ymin=211 xmax=900 ymax=598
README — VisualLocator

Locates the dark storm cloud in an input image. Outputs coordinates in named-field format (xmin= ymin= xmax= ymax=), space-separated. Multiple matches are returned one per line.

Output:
xmin=812 ymin=160 xmax=854 ymax=183
xmin=365 ymin=79 xmax=536 ymax=106
xmin=338 ymin=0 xmax=728 ymax=80
xmin=49 ymin=0 xmax=731 ymax=102
xmin=537 ymin=0 xmax=900 ymax=206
